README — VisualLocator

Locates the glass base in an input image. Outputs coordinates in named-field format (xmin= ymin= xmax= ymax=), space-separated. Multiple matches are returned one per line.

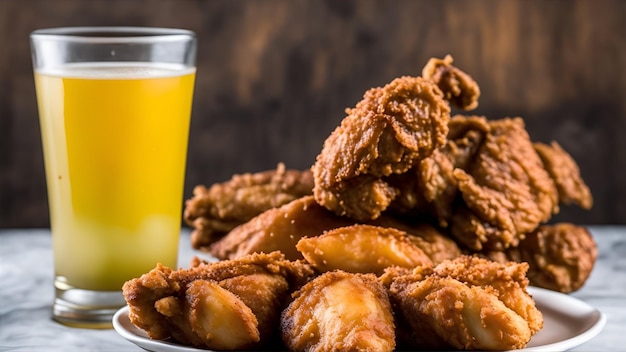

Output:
xmin=53 ymin=277 xmax=125 ymax=329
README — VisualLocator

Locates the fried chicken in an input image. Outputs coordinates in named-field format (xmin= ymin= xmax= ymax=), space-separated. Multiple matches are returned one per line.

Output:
xmin=296 ymin=224 xmax=432 ymax=275
xmin=449 ymin=117 xmax=560 ymax=251
xmin=421 ymin=54 xmax=481 ymax=111
xmin=432 ymin=255 xmax=543 ymax=333
xmin=389 ymin=256 xmax=542 ymax=350
xmin=281 ymin=271 xmax=395 ymax=352
xmin=387 ymin=114 xmax=490 ymax=225
xmin=209 ymin=196 xmax=355 ymax=261
xmin=313 ymin=58 xmax=480 ymax=221
xmin=368 ymin=217 xmax=462 ymax=264
xmin=184 ymin=163 xmax=314 ymax=250
xmin=534 ymin=141 xmax=593 ymax=209
xmin=485 ymin=223 xmax=597 ymax=293
xmin=122 ymin=251 xmax=315 ymax=350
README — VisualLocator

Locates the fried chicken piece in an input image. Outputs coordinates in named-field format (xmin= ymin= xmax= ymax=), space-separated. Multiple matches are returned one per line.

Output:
xmin=281 ymin=271 xmax=395 ymax=352
xmin=296 ymin=224 xmax=432 ymax=275
xmin=122 ymin=251 xmax=315 ymax=349
xmin=389 ymin=256 xmax=541 ymax=350
xmin=391 ymin=275 xmax=532 ymax=350
xmin=450 ymin=117 xmax=560 ymax=251
xmin=369 ymin=217 xmax=462 ymax=264
xmin=403 ymin=223 xmax=462 ymax=264
xmin=172 ymin=280 xmax=260 ymax=349
xmin=313 ymin=57 xmax=473 ymax=221
xmin=534 ymin=141 xmax=593 ymax=209
xmin=388 ymin=115 xmax=490 ymax=225
xmin=422 ymin=55 xmax=481 ymax=111
xmin=122 ymin=263 xmax=178 ymax=340
xmin=433 ymin=255 xmax=543 ymax=334
xmin=486 ymin=223 xmax=597 ymax=293
xmin=209 ymin=196 xmax=356 ymax=260
xmin=184 ymin=163 xmax=314 ymax=250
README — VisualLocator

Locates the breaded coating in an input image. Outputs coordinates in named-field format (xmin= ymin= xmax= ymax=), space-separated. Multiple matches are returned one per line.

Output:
xmin=422 ymin=55 xmax=481 ymax=111
xmin=369 ymin=217 xmax=462 ymax=264
xmin=209 ymin=196 xmax=355 ymax=260
xmin=296 ymin=224 xmax=432 ymax=275
xmin=313 ymin=59 xmax=464 ymax=220
xmin=121 ymin=263 xmax=178 ymax=340
xmin=122 ymin=251 xmax=315 ymax=349
xmin=184 ymin=163 xmax=314 ymax=250
xmin=403 ymin=223 xmax=462 ymax=264
xmin=433 ymin=255 xmax=543 ymax=334
xmin=389 ymin=256 xmax=542 ymax=350
xmin=486 ymin=223 xmax=597 ymax=293
xmin=388 ymin=115 xmax=490 ymax=225
xmin=175 ymin=280 xmax=260 ymax=349
xmin=450 ymin=118 xmax=559 ymax=251
xmin=391 ymin=276 xmax=532 ymax=350
xmin=281 ymin=271 xmax=395 ymax=352
xmin=534 ymin=141 xmax=593 ymax=209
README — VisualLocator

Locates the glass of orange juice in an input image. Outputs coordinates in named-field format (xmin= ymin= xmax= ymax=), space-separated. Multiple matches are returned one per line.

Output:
xmin=30 ymin=27 xmax=196 ymax=328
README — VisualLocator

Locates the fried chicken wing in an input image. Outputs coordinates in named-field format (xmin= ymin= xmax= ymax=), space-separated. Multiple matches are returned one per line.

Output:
xmin=184 ymin=163 xmax=314 ymax=250
xmin=534 ymin=141 xmax=593 ymax=209
xmin=422 ymin=55 xmax=481 ymax=111
xmin=369 ymin=217 xmax=462 ymax=264
xmin=209 ymin=196 xmax=356 ymax=260
xmin=122 ymin=263 xmax=178 ymax=340
xmin=313 ymin=57 xmax=478 ymax=221
xmin=296 ymin=224 xmax=432 ymax=275
xmin=122 ymin=251 xmax=315 ymax=349
xmin=388 ymin=115 xmax=490 ymax=225
xmin=391 ymin=276 xmax=532 ymax=350
xmin=389 ymin=256 xmax=542 ymax=350
xmin=449 ymin=117 xmax=560 ymax=251
xmin=281 ymin=271 xmax=395 ymax=352
xmin=486 ymin=223 xmax=597 ymax=293
xmin=433 ymin=255 xmax=543 ymax=333
xmin=177 ymin=280 xmax=260 ymax=349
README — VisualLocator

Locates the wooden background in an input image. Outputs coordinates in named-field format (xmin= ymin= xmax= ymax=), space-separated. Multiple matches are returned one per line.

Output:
xmin=1 ymin=0 xmax=625 ymax=228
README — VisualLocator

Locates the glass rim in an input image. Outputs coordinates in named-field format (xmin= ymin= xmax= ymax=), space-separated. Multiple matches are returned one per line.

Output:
xmin=30 ymin=26 xmax=196 ymax=44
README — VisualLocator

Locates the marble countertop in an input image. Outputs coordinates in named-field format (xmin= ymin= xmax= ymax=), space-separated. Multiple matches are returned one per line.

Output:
xmin=0 ymin=226 xmax=624 ymax=351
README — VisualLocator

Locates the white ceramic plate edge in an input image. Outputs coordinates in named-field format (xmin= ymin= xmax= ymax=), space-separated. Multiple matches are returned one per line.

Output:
xmin=516 ymin=286 xmax=606 ymax=352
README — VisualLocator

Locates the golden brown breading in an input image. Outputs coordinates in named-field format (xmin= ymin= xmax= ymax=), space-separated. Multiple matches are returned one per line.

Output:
xmin=389 ymin=256 xmax=542 ymax=350
xmin=281 ymin=271 xmax=395 ymax=352
xmin=534 ymin=141 xmax=593 ymax=209
xmin=403 ymin=223 xmax=462 ymax=264
xmin=165 ymin=279 xmax=260 ymax=349
xmin=122 ymin=263 xmax=177 ymax=340
xmin=449 ymin=117 xmax=560 ymax=251
xmin=184 ymin=163 xmax=314 ymax=250
xmin=421 ymin=55 xmax=481 ymax=111
xmin=391 ymin=276 xmax=532 ymax=350
xmin=369 ymin=217 xmax=462 ymax=264
xmin=432 ymin=255 xmax=543 ymax=334
xmin=296 ymin=224 xmax=432 ymax=275
xmin=388 ymin=115 xmax=490 ymax=225
xmin=486 ymin=223 xmax=597 ymax=293
xmin=122 ymin=251 xmax=315 ymax=349
xmin=209 ymin=196 xmax=355 ymax=261
xmin=312 ymin=62 xmax=461 ymax=221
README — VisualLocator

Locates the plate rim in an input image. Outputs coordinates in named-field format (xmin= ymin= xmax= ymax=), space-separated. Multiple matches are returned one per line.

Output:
xmin=519 ymin=286 xmax=606 ymax=352
xmin=113 ymin=286 xmax=606 ymax=352
xmin=113 ymin=306 xmax=209 ymax=352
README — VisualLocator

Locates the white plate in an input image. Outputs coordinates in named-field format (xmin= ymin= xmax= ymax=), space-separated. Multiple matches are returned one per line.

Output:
xmin=112 ymin=286 xmax=606 ymax=352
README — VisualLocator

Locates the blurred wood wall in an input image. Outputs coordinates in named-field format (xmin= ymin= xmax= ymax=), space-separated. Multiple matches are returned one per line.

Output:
xmin=1 ymin=0 xmax=625 ymax=227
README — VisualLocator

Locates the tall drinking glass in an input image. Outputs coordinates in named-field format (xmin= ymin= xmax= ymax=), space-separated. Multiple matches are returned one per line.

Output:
xmin=30 ymin=27 xmax=197 ymax=328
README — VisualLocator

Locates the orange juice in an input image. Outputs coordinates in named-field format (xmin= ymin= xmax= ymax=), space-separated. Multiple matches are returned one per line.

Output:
xmin=35 ymin=62 xmax=195 ymax=291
